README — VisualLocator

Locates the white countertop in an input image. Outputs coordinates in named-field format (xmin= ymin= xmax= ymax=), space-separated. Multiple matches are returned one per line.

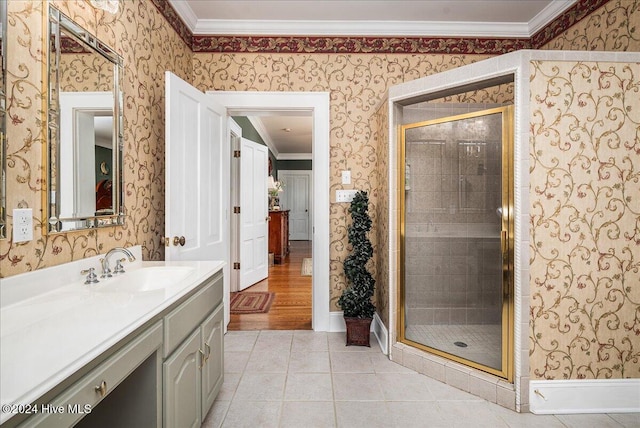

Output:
xmin=0 ymin=248 xmax=224 ymax=424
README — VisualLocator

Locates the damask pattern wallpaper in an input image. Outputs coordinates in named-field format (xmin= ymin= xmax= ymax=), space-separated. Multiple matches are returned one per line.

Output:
xmin=528 ymin=60 xmax=640 ymax=379
xmin=191 ymin=52 xmax=494 ymax=310
xmin=0 ymin=0 xmax=638 ymax=387
xmin=0 ymin=0 xmax=192 ymax=277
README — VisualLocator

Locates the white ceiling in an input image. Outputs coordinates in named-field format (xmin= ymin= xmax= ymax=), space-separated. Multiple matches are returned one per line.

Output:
xmin=172 ymin=0 xmax=576 ymax=157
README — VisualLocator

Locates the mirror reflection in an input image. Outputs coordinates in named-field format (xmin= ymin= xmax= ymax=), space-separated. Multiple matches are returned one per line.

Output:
xmin=0 ymin=1 xmax=6 ymax=238
xmin=47 ymin=6 xmax=124 ymax=232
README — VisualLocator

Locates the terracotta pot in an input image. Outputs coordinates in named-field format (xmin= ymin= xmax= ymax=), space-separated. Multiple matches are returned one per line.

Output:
xmin=344 ymin=317 xmax=372 ymax=347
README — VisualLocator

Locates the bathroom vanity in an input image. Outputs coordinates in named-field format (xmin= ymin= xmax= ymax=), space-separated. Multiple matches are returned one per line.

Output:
xmin=0 ymin=247 xmax=224 ymax=427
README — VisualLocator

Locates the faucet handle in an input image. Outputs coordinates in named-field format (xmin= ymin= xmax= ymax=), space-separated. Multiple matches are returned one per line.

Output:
xmin=81 ymin=267 xmax=99 ymax=284
xmin=100 ymin=258 xmax=112 ymax=278
xmin=113 ymin=258 xmax=127 ymax=274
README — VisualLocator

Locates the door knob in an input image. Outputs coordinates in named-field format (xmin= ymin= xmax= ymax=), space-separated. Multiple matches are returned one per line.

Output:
xmin=173 ymin=236 xmax=186 ymax=246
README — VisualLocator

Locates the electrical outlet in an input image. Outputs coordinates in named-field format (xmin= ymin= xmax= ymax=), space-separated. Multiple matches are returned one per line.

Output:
xmin=336 ymin=189 xmax=358 ymax=203
xmin=13 ymin=208 xmax=33 ymax=243
xmin=341 ymin=170 xmax=351 ymax=185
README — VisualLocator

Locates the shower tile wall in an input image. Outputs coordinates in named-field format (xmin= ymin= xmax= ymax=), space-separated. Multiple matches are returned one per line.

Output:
xmin=404 ymin=103 xmax=506 ymax=327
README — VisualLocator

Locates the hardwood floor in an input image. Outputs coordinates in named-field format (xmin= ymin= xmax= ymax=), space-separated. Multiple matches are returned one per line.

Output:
xmin=228 ymin=240 xmax=312 ymax=330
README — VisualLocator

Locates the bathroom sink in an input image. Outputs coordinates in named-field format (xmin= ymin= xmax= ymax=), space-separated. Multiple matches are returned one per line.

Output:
xmin=97 ymin=266 xmax=196 ymax=293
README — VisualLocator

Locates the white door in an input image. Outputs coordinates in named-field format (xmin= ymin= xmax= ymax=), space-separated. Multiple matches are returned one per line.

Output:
xmin=280 ymin=170 xmax=311 ymax=240
xmin=239 ymin=137 xmax=269 ymax=290
xmin=165 ymin=71 xmax=229 ymax=317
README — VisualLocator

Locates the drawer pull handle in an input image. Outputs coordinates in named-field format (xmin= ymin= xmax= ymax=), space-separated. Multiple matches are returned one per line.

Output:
xmin=199 ymin=349 xmax=206 ymax=369
xmin=95 ymin=380 xmax=108 ymax=397
xmin=205 ymin=342 xmax=211 ymax=362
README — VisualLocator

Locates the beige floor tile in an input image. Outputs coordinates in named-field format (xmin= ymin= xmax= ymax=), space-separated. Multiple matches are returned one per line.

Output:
xmin=202 ymin=400 xmax=230 ymax=428
xmin=220 ymin=401 xmax=281 ymax=428
xmin=223 ymin=331 xmax=258 ymax=352
xmin=376 ymin=372 xmax=436 ymax=401
xmin=370 ymin=353 xmax=416 ymax=373
xmin=284 ymin=373 xmax=334 ymax=401
xmin=438 ymin=401 xmax=509 ymax=427
xmin=215 ymin=373 xmax=240 ymax=401
xmin=335 ymin=401 xmax=394 ymax=427
xmin=487 ymin=401 xmax=565 ymax=427
xmin=424 ymin=376 xmax=482 ymax=401
xmin=292 ymin=331 xmax=329 ymax=352
xmin=253 ymin=331 xmax=293 ymax=351
xmin=608 ymin=413 xmax=640 ymax=428
xmin=387 ymin=401 xmax=451 ymax=427
xmin=280 ymin=401 xmax=337 ymax=428
xmin=224 ymin=351 xmax=250 ymax=373
xmin=330 ymin=351 xmax=374 ymax=373
xmin=555 ymin=413 xmax=628 ymax=428
xmin=245 ymin=349 xmax=290 ymax=373
xmin=333 ymin=373 xmax=385 ymax=401
xmin=233 ymin=373 xmax=286 ymax=401
xmin=289 ymin=351 xmax=331 ymax=373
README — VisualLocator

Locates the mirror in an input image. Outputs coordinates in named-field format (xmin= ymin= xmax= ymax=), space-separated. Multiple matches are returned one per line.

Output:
xmin=0 ymin=0 xmax=6 ymax=238
xmin=47 ymin=6 xmax=124 ymax=232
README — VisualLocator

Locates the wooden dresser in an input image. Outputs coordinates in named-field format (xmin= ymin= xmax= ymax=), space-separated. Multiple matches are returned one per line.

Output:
xmin=269 ymin=210 xmax=290 ymax=264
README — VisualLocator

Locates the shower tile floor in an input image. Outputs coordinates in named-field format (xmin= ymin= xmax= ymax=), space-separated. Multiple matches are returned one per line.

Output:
xmin=405 ymin=324 xmax=502 ymax=369
xmin=202 ymin=330 xmax=639 ymax=427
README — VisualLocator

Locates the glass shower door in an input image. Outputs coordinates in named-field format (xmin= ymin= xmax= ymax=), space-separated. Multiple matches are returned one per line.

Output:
xmin=400 ymin=106 xmax=513 ymax=380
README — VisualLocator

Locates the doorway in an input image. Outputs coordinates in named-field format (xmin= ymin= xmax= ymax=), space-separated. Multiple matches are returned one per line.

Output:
xmin=208 ymin=91 xmax=331 ymax=331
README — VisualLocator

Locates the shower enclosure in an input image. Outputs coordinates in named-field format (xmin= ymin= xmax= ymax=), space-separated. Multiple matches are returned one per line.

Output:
xmin=400 ymin=106 xmax=514 ymax=380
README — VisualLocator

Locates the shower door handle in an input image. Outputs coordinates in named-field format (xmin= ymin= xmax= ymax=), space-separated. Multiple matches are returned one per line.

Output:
xmin=501 ymin=230 xmax=510 ymax=298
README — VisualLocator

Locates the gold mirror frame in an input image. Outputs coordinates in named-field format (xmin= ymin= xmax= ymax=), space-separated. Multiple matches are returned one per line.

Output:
xmin=0 ymin=0 xmax=6 ymax=238
xmin=46 ymin=6 xmax=124 ymax=233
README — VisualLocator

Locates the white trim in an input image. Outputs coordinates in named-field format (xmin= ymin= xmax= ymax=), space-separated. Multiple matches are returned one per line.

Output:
xmin=530 ymin=379 xmax=640 ymax=414
xmin=328 ymin=311 xmax=388 ymax=354
xmin=372 ymin=312 xmax=389 ymax=355
xmin=278 ymin=153 xmax=312 ymax=161
xmin=206 ymin=91 xmax=331 ymax=332
xmin=167 ymin=0 xmax=198 ymax=31
xmin=329 ymin=311 xmax=346 ymax=332
xmin=193 ymin=19 xmax=532 ymax=37
xmin=528 ymin=0 xmax=577 ymax=36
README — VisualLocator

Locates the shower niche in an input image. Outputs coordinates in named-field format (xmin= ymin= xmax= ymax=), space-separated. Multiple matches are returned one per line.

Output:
xmin=400 ymin=102 xmax=514 ymax=380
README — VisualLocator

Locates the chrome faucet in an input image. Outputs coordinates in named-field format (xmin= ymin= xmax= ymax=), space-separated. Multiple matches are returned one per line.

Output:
xmin=101 ymin=247 xmax=136 ymax=278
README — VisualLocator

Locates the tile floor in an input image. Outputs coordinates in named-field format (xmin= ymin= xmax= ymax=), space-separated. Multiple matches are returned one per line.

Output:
xmin=405 ymin=324 xmax=502 ymax=369
xmin=202 ymin=330 xmax=640 ymax=428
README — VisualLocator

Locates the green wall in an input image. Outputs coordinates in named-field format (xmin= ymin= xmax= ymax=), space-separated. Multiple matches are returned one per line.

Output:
xmin=277 ymin=160 xmax=312 ymax=173
xmin=232 ymin=116 xmax=278 ymax=176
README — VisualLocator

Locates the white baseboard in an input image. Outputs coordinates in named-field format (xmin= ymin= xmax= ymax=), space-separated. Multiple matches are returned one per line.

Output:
xmin=530 ymin=379 xmax=640 ymax=414
xmin=328 ymin=311 xmax=388 ymax=354
xmin=329 ymin=311 xmax=346 ymax=332
xmin=372 ymin=313 xmax=389 ymax=355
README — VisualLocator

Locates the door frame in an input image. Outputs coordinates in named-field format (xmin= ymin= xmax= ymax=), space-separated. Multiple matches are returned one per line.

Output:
xmin=279 ymin=169 xmax=313 ymax=241
xmin=207 ymin=91 xmax=331 ymax=331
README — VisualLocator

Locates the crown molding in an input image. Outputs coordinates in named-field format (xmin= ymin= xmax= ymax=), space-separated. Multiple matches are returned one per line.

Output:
xmin=167 ymin=0 xmax=198 ymax=30
xmin=194 ymin=19 xmax=533 ymax=38
xmin=528 ymin=0 xmax=577 ymax=36
xmin=277 ymin=153 xmax=313 ymax=161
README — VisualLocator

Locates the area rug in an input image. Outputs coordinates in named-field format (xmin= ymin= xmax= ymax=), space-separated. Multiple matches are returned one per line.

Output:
xmin=301 ymin=258 xmax=312 ymax=276
xmin=230 ymin=292 xmax=275 ymax=314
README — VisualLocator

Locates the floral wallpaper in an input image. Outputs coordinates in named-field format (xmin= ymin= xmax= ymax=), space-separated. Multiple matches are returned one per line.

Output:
xmin=0 ymin=0 xmax=191 ymax=277
xmin=1 ymin=2 xmax=637 ymax=388
xmin=529 ymin=60 xmax=640 ymax=379
xmin=529 ymin=0 xmax=640 ymax=380
xmin=373 ymin=100 xmax=390 ymax=327
xmin=191 ymin=52 xmax=495 ymax=311
xmin=540 ymin=0 xmax=640 ymax=51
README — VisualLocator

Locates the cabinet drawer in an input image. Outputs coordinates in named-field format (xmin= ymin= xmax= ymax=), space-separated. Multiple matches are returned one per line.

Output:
xmin=163 ymin=273 xmax=223 ymax=357
xmin=22 ymin=322 xmax=163 ymax=428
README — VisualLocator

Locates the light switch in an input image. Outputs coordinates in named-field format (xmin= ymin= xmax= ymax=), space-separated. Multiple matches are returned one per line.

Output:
xmin=341 ymin=170 xmax=351 ymax=185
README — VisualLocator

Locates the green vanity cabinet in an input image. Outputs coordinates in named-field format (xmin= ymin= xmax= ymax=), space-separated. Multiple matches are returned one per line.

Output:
xmin=8 ymin=269 xmax=224 ymax=428
xmin=163 ymin=272 xmax=224 ymax=427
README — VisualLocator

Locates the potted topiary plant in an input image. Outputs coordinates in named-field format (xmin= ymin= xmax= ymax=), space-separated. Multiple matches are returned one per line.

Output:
xmin=337 ymin=190 xmax=375 ymax=346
